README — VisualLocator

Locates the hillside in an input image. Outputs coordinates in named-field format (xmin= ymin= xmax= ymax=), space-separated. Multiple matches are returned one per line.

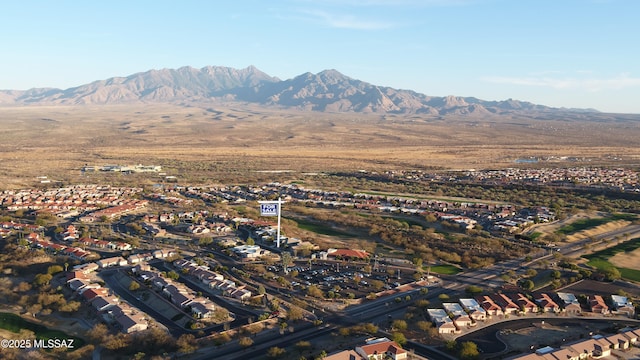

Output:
xmin=1 ymin=65 xmax=632 ymax=120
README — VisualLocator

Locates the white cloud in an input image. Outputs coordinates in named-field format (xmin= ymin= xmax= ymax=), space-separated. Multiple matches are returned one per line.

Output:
xmin=481 ymin=73 xmax=640 ymax=92
xmin=295 ymin=9 xmax=396 ymax=29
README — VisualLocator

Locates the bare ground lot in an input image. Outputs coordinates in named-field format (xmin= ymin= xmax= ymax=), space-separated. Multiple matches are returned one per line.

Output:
xmin=610 ymin=248 xmax=640 ymax=271
xmin=458 ymin=317 xmax=640 ymax=357
xmin=559 ymin=279 xmax=640 ymax=298
xmin=2 ymin=104 xmax=640 ymax=188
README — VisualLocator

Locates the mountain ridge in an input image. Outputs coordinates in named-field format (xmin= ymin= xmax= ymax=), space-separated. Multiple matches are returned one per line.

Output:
xmin=0 ymin=65 xmax=614 ymax=117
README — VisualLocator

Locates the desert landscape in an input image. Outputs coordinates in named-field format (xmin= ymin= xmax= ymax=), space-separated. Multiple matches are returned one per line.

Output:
xmin=1 ymin=103 xmax=640 ymax=189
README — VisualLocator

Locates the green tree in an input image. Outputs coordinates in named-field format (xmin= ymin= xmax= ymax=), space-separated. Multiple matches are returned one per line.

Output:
xmin=129 ymin=280 xmax=140 ymax=291
xmin=417 ymin=320 xmax=432 ymax=331
xmin=47 ymin=265 xmax=64 ymax=275
xmin=287 ymin=306 xmax=304 ymax=322
xmin=459 ymin=341 xmax=480 ymax=359
xmin=238 ymin=336 xmax=254 ymax=347
xmin=392 ymin=332 xmax=407 ymax=346
xmin=525 ymin=269 xmax=538 ymax=277
xmin=307 ymin=285 xmax=324 ymax=298
xmin=34 ymin=273 xmax=52 ymax=286
xmin=392 ymin=319 xmax=408 ymax=331
xmin=295 ymin=341 xmax=312 ymax=352
xmin=267 ymin=346 xmax=286 ymax=358
xmin=602 ymin=267 xmax=621 ymax=281
xmin=521 ymin=279 xmax=535 ymax=291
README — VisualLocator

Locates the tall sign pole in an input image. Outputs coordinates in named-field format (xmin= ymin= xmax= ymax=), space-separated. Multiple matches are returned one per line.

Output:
xmin=259 ymin=197 xmax=284 ymax=247
xmin=276 ymin=197 xmax=282 ymax=248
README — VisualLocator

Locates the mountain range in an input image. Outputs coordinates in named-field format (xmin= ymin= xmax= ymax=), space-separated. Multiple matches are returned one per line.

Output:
xmin=0 ymin=65 xmax=618 ymax=118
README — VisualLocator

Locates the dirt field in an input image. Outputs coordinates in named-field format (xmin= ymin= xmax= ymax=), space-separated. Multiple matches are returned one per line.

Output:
xmin=559 ymin=279 xmax=640 ymax=298
xmin=610 ymin=248 xmax=640 ymax=271
xmin=499 ymin=320 xmax=616 ymax=352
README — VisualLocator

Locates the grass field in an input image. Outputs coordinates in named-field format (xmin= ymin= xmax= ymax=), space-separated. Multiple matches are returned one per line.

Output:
xmin=582 ymin=237 xmax=640 ymax=282
xmin=556 ymin=218 xmax=613 ymax=235
xmin=0 ymin=312 xmax=85 ymax=347
xmin=292 ymin=217 xmax=355 ymax=237
xmin=427 ymin=264 xmax=462 ymax=275
xmin=557 ymin=213 xmax=638 ymax=235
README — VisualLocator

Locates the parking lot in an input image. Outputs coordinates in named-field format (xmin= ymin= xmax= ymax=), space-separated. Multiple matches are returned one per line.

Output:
xmin=261 ymin=260 xmax=420 ymax=299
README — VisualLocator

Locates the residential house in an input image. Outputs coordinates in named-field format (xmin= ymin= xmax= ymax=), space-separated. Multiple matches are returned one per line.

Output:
xmin=152 ymin=277 xmax=169 ymax=290
xmin=111 ymin=242 xmax=132 ymax=251
xmin=62 ymin=225 xmax=77 ymax=241
xmin=163 ymin=285 xmax=193 ymax=308
xmin=459 ymin=298 xmax=487 ymax=321
xmin=189 ymin=301 xmax=214 ymax=319
xmin=127 ymin=254 xmax=144 ymax=265
xmin=443 ymin=303 xmax=474 ymax=328
xmin=557 ymin=292 xmax=582 ymax=314
xmin=324 ymin=350 xmax=362 ymax=360
xmin=152 ymin=249 xmax=175 ymax=259
xmin=510 ymin=293 xmax=538 ymax=313
xmin=588 ymin=295 xmax=609 ymax=314
xmin=549 ymin=347 xmax=580 ymax=360
xmin=230 ymin=287 xmax=252 ymax=301
xmin=602 ymin=333 xmax=630 ymax=350
xmin=535 ymin=293 xmax=560 ymax=313
xmin=97 ymin=256 xmax=127 ymax=268
xmin=74 ymin=262 xmax=99 ymax=274
xmin=621 ymin=328 xmax=639 ymax=345
xmin=355 ymin=339 xmax=407 ymax=360
xmin=494 ymin=294 xmax=520 ymax=315
xmin=82 ymin=288 xmax=110 ymax=302
xmin=611 ymin=295 xmax=635 ymax=317
xmin=427 ymin=309 xmax=459 ymax=334
xmin=476 ymin=295 xmax=504 ymax=317
xmin=67 ymin=278 xmax=89 ymax=292
xmin=116 ymin=313 xmax=148 ymax=333
xmin=568 ymin=338 xmax=609 ymax=359
xmin=92 ymin=296 xmax=119 ymax=312
xmin=66 ymin=271 xmax=86 ymax=282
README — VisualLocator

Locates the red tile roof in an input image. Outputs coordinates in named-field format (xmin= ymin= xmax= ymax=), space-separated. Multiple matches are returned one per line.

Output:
xmin=360 ymin=341 xmax=406 ymax=356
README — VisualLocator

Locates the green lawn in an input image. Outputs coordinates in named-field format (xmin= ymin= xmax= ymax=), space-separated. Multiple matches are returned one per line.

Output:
xmin=556 ymin=213 xmax=637 ymax=235
xmin=585 ymin=258 xmax=615 ymax=270
xmin=428 ymin=264 xmax=461 ymax=275
xmin=557 ymin=218 xmax=613 ymax=235
xmin=528 ymin=232 xmax=543 ymax=241
xmin=291 ymin=217 xmax=354 ymax=237
xmin=619 ymin=268 xmax=640 ymax=282
xmin=582 ymin=237 xmax=640 ymax=282
xmin=0 ymin=312 xmax=85 ymax=347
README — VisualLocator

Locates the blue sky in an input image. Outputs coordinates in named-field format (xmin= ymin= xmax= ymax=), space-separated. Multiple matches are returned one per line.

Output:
xmin=1 ymin=0 xmax=639 ymax=113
